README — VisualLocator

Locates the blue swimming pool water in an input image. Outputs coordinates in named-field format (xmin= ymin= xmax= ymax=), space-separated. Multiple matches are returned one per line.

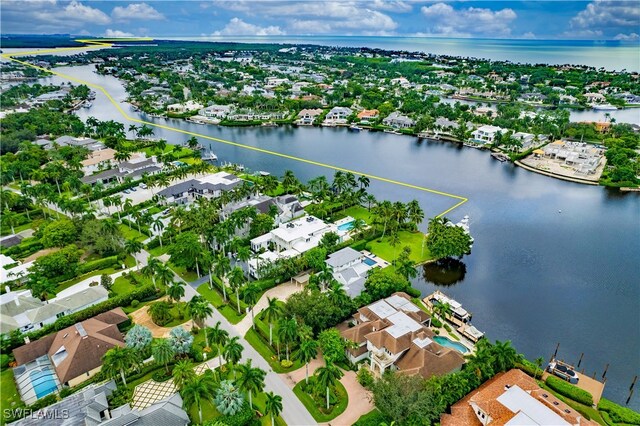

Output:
xmin=30 ymin=367 xmax=58 ymax=399
xmin=433 ymin=336 xmax=469 ymax=354
xmin=363 ymin=257 xmax=377 ymax=266
xmin=337 ymin=221 xmax=354 ymax=231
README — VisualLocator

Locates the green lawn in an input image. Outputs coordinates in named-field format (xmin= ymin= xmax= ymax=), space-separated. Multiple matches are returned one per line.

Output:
xmin=119 ymin=224 xmax=147 ymax=242
xmin=0 ymin=369 xmax=24 ymax=424
xmin=197 ymin=284 xmax=246 ymax=324
xmin=163 ymin=302 xmax=189 ymax=328
xmin=54 ymin=255 xmax=136 ymax=294
xmin=244 ymin=329 xmax=303 ymax=373
xmin=147 ymin=244 xmax=171 ymax=257
xmin=353 ymin=409 xmax=389 ymax=426
xmin=292 ymin=378 xmax=348 ymax=423
xmin=337 ymin=205 xmax=373 ymax=223
xmin=368 ymin=230 xmax=432 ymax=263
xmin=169 ymin=263 xmax=200 ymax=283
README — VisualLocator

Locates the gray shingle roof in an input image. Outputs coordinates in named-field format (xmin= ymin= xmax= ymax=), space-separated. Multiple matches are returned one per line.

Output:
xmin=326 ymin=247 xmax=362 ymax=268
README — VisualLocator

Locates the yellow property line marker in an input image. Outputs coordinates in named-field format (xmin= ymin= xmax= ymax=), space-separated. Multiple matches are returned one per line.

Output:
xmin=3 ymin=38 xmax=468 ymax=218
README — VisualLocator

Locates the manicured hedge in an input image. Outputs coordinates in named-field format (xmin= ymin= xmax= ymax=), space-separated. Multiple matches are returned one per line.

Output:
xmin=121 ymin=218 xmax=151 ymax=236
xmin=598 ymin=398 xmax=640 ymax=425
xmin=78 ymin=255 xmax=119 ymax=274
xmin=4 ymin=238 xmax=44 ymax=258
xmin=515 ymin=359 xmax=540 ymax=378
xmin=545 ymin=376 xmax=593 ymax=406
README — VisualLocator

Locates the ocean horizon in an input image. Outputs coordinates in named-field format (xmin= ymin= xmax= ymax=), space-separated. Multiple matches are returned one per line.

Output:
xmin=158 ymin=35 xmax=640 ymax=72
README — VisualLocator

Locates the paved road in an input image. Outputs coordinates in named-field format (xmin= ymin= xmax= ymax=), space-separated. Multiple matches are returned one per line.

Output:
xmin=182 ymin=283 xmax=317 ymax=426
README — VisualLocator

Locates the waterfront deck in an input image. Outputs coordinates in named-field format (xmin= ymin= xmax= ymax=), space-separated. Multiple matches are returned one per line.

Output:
xmin=542 ymin=370 xmax=605 ymax=405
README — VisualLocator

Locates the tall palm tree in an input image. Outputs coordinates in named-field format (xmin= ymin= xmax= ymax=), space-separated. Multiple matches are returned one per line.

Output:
xmin=210 ymin=321 xmax=229 ymax=368
xmin=213 ymin=253 xmax=231 ymax=299
xmin=277 ymin=317 xmax=298 ymax=361
xmin=236 ymin=359 xmax=266 ymax=407
xmin=152 ymin=339 xmax=175 ymax=373
xmin=263 ymin=297 xmax=282 ymax=346
xmin=124 ymin=238 xmax=144 ymax=271
xmin=181 ymin=373 xmax=217 ymax=424
xmin=223 ymin=336 xmax=244 ymax=378
xmin=152 ymin=218 xmax=165 ymax=247
xmin=101 ymin=346 xmax=139 ymax=386
xmin=187 ymin=296 xmax=214 ymax=346
xmin=242 ymin=283 xmax=260 ymax=329
xmin=141 ymin=256 xmax=162 ymax=289
xmin=172 ymin=360 xmax=196 ymax=391
xmin=156 ymin=263 xmax=175 ymax=288
xmin=315 ymin=360 xmax=344 ymax=410
xmin=294 ymin=339 xmax=318 ymax=384
xmin=227 ymin=266 xmax=245 ymax=314
xmin=265 ymin=392 xmax=283 ymax=426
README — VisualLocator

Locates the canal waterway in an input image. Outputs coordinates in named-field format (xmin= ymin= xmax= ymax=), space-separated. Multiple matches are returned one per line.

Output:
xmin=29 ymin=63 xmax=640 ymax=409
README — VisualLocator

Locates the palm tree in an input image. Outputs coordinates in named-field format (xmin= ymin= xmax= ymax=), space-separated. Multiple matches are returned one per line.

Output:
xmin=492 ymin=340 xmax=521 ymax=373
xmin=181 ymin=373 xmax=217 ymax=424
xmin=406 ymin=199 xmax=424 ymax=231
xmin=167 ymin=281 xmax=185 ymax=304
xmin=152 ymin=339 xmax=175 ymax=373
xmin=148 ymin=301 xmax=172 ymax=325
xmin=264 ymin=392 xmax=283 ymax=426
xmin=315 ymin=360 xmax=344 ymax=410
xmin=294 ymin=339 xmax=318 ymax=384
xmin=186 ymin=136 xmax=199 ymax=150
xmin=210 ymin=321 xmax=229 ymax=368
xmin=227 ymin=266 xmax=245 ymax=314
xmin=124 ymin=238 xmax=144 ymax=271
xmin=213 ymin=253 xmax=231 ymax=299
xmin=236 ymin=359 xmax=266 ymax=407
xmin=263 ymin=297 xmax=282 ymax=346
xmin=157 ymin=263 xmax=175 ymax=288
xmin=187 ymin=296 xmax=214 ymax=346
xmin=152 ymin=218 xmax=165 ymax=247
xmin=242 ymin=283 xmax=260 ymax=329
xmin=101 ymin=346 xmax=139 ymax=386
xmin=141 ymin=256 xmax=162 ymax=289
xmin=277 ymin=317 xmax=298 ymax=361
xmin=434 ymin=301 xmax=452 ymax=324
xmin=223 ymin=336 xmax=244 ymax=378
xmin=172 ymin=360 xmax=196 ymax=391
xmin=357 ymin=174 xmax=370 ymax=191
xmin=214 ymin=380 xmax=245 ymax=416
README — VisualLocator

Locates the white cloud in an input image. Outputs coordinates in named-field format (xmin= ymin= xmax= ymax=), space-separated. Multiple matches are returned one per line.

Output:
xmin=104 ymin=29 xmax=135 ymax=38
xmin=521 ymin=32 xmax=536 ymax=39
xmin=111 ymin=3 xmax=164 ymax=21
xmin=370 ymin=0 xmax=412 ymax=13
xmin=420 ymin=3 xmax=517 ymax=37
xmin=212 ymin=18 xmax=285 ymax=36
xmin=213 ymin=1 xmax=398 ymax=35
xmin=614 ymin=32 xmax=639 ymax=40
xmin=570 ymin=0 xmax=640 ymax=30
xmin=1 ymin=0 xmax=111 ymax=32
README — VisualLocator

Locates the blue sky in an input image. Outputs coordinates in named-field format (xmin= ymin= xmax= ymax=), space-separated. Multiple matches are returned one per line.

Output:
xmin=1 ymin=1 xmax=639 ymax=41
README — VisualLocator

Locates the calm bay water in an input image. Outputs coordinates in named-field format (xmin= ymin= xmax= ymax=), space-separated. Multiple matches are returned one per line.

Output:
xmin=17 ymin=61 xmax=640 ymax=409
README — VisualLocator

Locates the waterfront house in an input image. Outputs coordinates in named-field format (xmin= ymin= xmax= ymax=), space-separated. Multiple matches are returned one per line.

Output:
xmin=0 ymin=284 xmax=108 ymax=334
xmin=200 ymin=104 xmax=233 ymax=118
xmin=249 ymin=215 xmax=339 ymax=278
xmin=167 ymin=100 xmax=203 ymax=114
xmin=325 ymin=247 xmax=376 ymax=298
xmin=341 ymin=293 xmax=465 ymax=378
xmin=357 ymin=109 xmax=379 ymax=123
xmin=509 ymin=132 xmax=548 ymax=152
xmin=473 ymin=106 xmax=497 ymax=117
xmin=470 ymin=125 xmax=506 ymax=144
xmin=157 ymin=171 xmax=241 ymax=205
xmin=324 ymin=107 xmax=353 ymax=123
xmin=542 ymin=141 xmax=605 ymax=174
xmin=440 ymin=369 xmax=599 ymax=426
xmin=383 ymin=112 xmax=415 ymax=129
xmin=13 ymin=308 xmax=128 ymax=404
xmin=584 ymin=92 xmax=606 ymax=104
xmin=297 ymin=108 xmax=323 ymax=125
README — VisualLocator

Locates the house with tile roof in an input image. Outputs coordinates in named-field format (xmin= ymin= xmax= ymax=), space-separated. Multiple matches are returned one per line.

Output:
xmin=341 ymin=292 xmax=465 ymax=379
xmin=13 ymin=308 xmax=128 ymax=390
xmin=441 ymin=369 xmax=599 ymax=426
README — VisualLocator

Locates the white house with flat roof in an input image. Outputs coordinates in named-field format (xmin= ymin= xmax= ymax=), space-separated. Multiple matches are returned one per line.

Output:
xmin=326 ymin=247 xmax=375 ymax=297
xmin=470 ymin=125 xmax=506 ymax=144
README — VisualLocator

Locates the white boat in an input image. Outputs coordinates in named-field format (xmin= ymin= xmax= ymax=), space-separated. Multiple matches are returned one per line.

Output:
xmin=202 ymin=151 xmax=217 ymax=161
xmin=349 ymin=124 xmax=362 ymax=132
xmin=82 ymin=102 xmax=92 ymax=108
xmin=593 ymin=104 xmax=618 ymax=111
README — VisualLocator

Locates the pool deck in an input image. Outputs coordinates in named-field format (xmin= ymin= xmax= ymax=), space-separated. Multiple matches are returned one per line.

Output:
xmin=361 ymin=250 xmax=391 ymax=269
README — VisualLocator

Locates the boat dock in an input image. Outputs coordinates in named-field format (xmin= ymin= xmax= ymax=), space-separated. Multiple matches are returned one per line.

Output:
xmin=491 ymin=152 xmax=510 ymax=162
xmin=543 ymin=358 xmax=606 ymax=404
xmin=423 ymin=290 xmax=484 ymax=342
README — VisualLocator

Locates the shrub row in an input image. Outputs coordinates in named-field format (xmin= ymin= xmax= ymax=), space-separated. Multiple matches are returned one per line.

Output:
xmin=598 ymin=398 xmax=640 ymax=425
xmin=10 ymin=286 xmax=161 ymax=352
xmin=545 ymin=376 xmax=593 ymax=406
xmin=78 ymin=255 xmax=119 ymax=274
xmin=4 ymin=238 xmax=44 ymax=258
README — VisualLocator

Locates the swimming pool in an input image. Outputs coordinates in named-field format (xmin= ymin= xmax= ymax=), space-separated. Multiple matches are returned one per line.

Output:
xmin=433 ymin=336 xmax=469 ymax=354
xmin=337 ymin=220 xmax=355 ymax=231
xmin=363 ymin=257 xmax=377 ymax=266
xmin=30 ymin=367 xmax=58 ymax=399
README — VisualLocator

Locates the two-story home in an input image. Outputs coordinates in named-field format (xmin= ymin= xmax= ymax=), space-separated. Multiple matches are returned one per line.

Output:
xmin=324 ymin=107 xmax=353 ymax=123
xmin=297 ymin=108 xmax=323 ymax=125
xmin=383 ymin=112 xmax=415 ymax=129
xmin=157 ymin=172 xmax=241 ymax=205
xmin=341 ymin=293 xmax=465 ymax=379
xmin=325 ymin=247 xmax=381 ymax=297
xmin=470 ymin=125 xmax=506 ymax=144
